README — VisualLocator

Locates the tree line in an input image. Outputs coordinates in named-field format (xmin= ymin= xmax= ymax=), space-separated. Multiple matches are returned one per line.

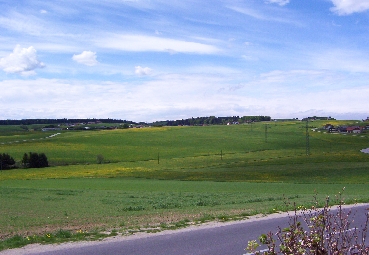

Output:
xmin=152 ymin=116 xmax=271 ymax=126
xmin=0 ymin=118 xmax=134 ymax=126
xmin=0 ymin=116 xmax=272 ymax=127
xmin=0 ymin=152 xmax=48 ymax=170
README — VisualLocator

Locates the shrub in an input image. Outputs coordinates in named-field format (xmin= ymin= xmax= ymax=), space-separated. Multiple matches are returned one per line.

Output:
xmin=246 ymin=190 xmax=369 ymax=254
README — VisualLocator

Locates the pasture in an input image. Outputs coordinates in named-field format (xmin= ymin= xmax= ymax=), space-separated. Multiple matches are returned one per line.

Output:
xmin=0 ymin=120 xmax=369 ymax=244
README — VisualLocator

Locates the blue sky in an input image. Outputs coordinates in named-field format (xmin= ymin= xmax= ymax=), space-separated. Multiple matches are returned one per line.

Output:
xmin=0 ymin=0 xmax=369 ymax=122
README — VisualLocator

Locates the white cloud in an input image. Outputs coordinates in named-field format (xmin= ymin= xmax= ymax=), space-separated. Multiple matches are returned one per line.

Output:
xmin=135 ymin=66 xmax=152 ymax=75
xmin=0 ymin=45 xmax=45 ymax=75
xmin=72 ymin=51 xmax=98 ymax=66
xmin=265 ymin=0 xmax=290 ymax=6
xmin=330 ymin=0 xmax=369 ymax=15
xmin=95 ymin=34 xmax=220 ymax=54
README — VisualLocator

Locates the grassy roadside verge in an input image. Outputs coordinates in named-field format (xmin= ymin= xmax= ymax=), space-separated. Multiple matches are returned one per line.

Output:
xmin=1 ymin=178 xmax=368 ymax=251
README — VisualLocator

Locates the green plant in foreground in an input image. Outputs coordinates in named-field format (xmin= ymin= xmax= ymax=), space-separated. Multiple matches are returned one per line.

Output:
xmin=246 ymin=190 xmax=369 ymax=254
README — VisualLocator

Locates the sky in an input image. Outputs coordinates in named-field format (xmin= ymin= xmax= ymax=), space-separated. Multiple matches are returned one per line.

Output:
xmin=0 ymin=0 xmax=369 ymax=122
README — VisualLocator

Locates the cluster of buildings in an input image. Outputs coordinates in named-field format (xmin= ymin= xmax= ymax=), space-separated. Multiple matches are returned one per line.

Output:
xmin=323 ymin=123 xmax=369 ymax=134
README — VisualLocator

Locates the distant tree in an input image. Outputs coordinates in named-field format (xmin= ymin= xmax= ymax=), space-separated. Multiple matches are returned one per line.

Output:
xmin=29 ymin=152 xmax=40 ymax=168
xmin=22 ymin=153 xmax=29 ymax=167
xmin=96 ymin=154 xmax=104 ymax=164
xmin=38 ymin=153 xmax=49 ymax=168
xmin=0 ymin=153 xmax=15 ymax=170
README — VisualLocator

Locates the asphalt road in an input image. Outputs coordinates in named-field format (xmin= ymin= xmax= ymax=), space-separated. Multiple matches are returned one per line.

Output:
xmin=3 ymin=204 xmax=369 ymax=255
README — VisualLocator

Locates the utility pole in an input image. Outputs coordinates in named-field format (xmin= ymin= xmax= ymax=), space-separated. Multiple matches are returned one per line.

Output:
xmin=306 ymin=118 xmax=310 ymax=156
xmin=265 ymin=124 xmax=268 ymax=143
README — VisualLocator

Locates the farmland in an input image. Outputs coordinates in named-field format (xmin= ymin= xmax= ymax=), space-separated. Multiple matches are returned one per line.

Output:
xmin=0 ymin=120 xmax=369 ymax=245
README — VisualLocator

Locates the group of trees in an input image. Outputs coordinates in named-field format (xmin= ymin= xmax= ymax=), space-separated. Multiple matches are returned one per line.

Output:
xmin=0 ymin=152 xmax=48 ymax=170
xmin=22 ymin=152 xmax=49 ymax=168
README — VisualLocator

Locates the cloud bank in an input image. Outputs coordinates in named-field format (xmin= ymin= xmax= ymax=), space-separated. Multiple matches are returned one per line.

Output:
xmin=1 ymin=70 xmax=368 ymax=122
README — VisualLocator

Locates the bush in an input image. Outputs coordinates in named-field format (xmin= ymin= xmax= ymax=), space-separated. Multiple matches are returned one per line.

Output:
xmin=0 ymin=153 xmax=15 ymax=170
xmin=246 ymin=189 xmax=369 ymax=254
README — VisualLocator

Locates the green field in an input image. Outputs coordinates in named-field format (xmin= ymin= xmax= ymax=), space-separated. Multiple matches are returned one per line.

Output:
xmin=0 ymin=120 xmax=368 ymax=243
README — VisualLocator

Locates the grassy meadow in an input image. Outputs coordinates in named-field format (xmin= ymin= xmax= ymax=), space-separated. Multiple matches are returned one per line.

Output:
xmin=0 ymin=120 xmax=369 ymax=245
